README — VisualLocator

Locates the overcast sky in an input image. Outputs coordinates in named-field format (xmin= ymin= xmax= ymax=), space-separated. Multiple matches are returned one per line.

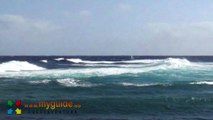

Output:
xmin=0 ymin=0 xmax=213 ymax=55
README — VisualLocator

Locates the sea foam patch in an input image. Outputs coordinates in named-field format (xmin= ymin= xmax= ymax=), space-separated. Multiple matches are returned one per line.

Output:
xmin=29 ymin=79 xmax=51 ymax=84
xmin=120 ymin=82 xmax=159 ymax=87
xmin=56 ymin=78 xmax=93 ymax=87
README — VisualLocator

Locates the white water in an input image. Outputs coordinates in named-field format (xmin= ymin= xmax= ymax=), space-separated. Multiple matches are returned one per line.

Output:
xmin=41 ymin=60 xmax=48 ymax=63
xmin=0 ymin=61 xmax=45 ymax=72
xmin=0 ymin=58 xmax=213 ymax=79
xmin=120 ymin=82 xmax=159 ymax=87
xmin=54 ymin=58 xmax=64 ymax=61
xmin=190 ymin=81 xmax=213 ymax=85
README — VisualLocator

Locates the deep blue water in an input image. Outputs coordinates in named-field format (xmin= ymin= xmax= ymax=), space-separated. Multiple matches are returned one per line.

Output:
xmin=0 ymin=56 xmax=213 ymax=120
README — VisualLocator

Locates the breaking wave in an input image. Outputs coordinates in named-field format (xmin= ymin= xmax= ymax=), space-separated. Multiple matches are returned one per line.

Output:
xmin=120 ymin=82 xmax=160 ymax=87
xmin=65 ymin=58 xmax=192 ymax=65
xmin=190 ymin=81 xmax=213 ymax=85
xmin=40 ymin=60 xmax=48 ymax=63
xmin=56 ymin=78 xmax=94 ymax=87
xmin=28 ymin=80 xmax=213 ymax=88
xmin=121 ymin=81 xmax=213 ymax=87
xmin=66 ymin=58 xmax=162 ymax=64
xmin=28 ymin=79 xmax=51 ymax=84
xmin=0 ymin=58 xmax=213 ymax=79
xmin=54 ymin=58 xmax=64 ymax=61
xmin=28 ymin=78 xmax=96 ymax=87
xmin=66 ymin=58 xmax=114 ymax=64
xmin=0 ymin=61 xmax=45 ymax=72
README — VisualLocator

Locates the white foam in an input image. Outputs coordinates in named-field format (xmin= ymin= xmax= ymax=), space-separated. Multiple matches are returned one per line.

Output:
xmin=56 ymin=78 xmax=92 ymax=87
xmin=156 ymin=58 xmax=204 ymax=70
xmin=66 ymin=58 xmax=195 ymax=67
xmin=66 ymin=58 xmax=163 ymax=64
xmin=54 ymin=58 xmax=64 ymax=61
xmin=190 ymin=81 xmax=213 ymax=85
xmin=0 ymin=67 xmax=153 ymax=78
xmin=66 ymin=58 xmax=114 ymax=64
xmin=164 ymin=58 xmax=192 ymax=67
xmin=29 ymin=79 xmax=51 ymax=84
xmin=0 ymin=61 xmax=45 ymax=72
xmin=66 ymin=58 xmax=82 ymax=63
xmin=121 ymin=82 xmax=158 ymax=87
xmin=121 ymin=59 xmax=162 ymax=64
xmin=41 ymin=60 xmax=48 ymax=63
xmin=1 ymin=58 xmax=211 ymax=78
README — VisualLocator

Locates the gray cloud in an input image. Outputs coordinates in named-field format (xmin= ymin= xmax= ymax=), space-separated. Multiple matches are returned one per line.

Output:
xmin=137 ymin=22 xmax=213 ymax=55
xmin=0 ymin=14 xmax=213 ymax=55
xmin=0 ymin=14 xmax=60 ymax=34
xmin=0 ymin=14 xmax=61 ymax=55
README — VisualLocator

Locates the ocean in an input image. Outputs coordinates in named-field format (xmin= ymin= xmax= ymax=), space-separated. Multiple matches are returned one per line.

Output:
xmin=0 ymin=56 xmax=213 ymax=120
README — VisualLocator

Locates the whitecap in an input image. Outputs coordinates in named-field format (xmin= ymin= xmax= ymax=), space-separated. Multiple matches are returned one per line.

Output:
xmin=0 ymin=61 xmax=45 ymax=72
xmin=66 ymin=58 xmax=161 ymax=64
xmin=66 ymin=58 xmax=114 ymax=64
xmin=190 ymin=81 xmax=213 ymax=85
xmin=1 ymin=58 xmax=212 ymax=78
xmin=54 ymin=58 xmax=64 ymax=61
xmin=41 ymin=60 xmax=48 ymax=63
xmin=120 ymin=82 xmax=159 ymax=87
xmin=56 ymin=78 xmax=93 ymax=87
xmin=66 ymin=58 xmax=198 ymax=68
xmin=28 ymin=79 xmax=51 ymax=84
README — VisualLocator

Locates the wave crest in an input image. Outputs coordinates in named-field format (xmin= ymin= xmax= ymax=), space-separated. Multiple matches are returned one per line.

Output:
xmin=66 ymin=58 xmax=193 ymax=66
xmin=56 ymin=78 xmax=93 ymax=87
xmin=40 ymin=60 xmax=48 ymax=63
xmin=54 ymin=58 xmax=64 ymax=61
xmin=66 ymin=58 xmax=114 ymax=64
xmin=29 ymin=79 xmax=51 ymax=84
xmin=0 ymin=58 xmax=211 ymax=78
xmin=190 ymin=81 xmax=213 ymax=85
xmin=164 ymin=58 xmax=192 ymax=67
xmin=0 ymin=61 xmax=45 ymax=72
xmin=120 ymin=82 xmax=159 ymax=87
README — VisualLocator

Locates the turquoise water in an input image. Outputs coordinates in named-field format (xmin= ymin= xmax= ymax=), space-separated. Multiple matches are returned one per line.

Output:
xmin=0 ymin=56 xmax=213 ymax=119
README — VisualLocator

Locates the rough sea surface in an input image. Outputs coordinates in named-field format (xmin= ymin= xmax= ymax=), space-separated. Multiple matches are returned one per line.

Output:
xmin=0 ymin=56 xmax=213 ymax=120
